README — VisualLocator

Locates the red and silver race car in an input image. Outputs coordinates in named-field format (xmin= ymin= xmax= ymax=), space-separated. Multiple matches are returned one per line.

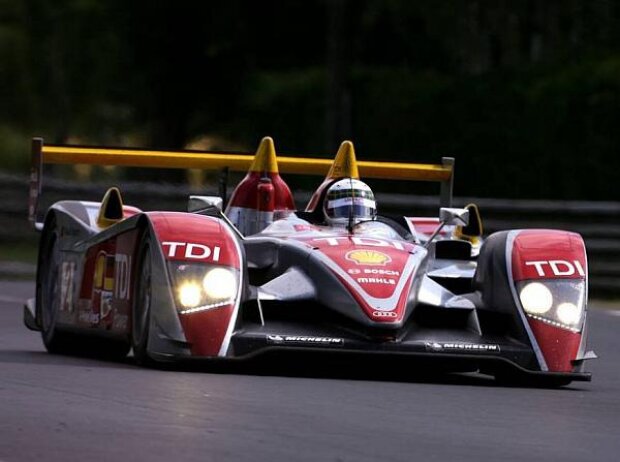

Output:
xmin=24 ymin=137 xmax=595 ymax=386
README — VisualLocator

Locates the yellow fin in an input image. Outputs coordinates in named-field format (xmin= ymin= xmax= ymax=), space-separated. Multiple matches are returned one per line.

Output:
xmin=249 ymin=136 xmax=278 ymax=174
xmin=326 ymin=140 xmax=359 ymax=179
xmin=96 ymin=186 xmax=124 ymax=228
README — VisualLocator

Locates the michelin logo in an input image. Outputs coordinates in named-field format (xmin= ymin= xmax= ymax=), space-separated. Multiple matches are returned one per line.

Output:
xmin=267 ymin=335 xmax=344 ymax=346
xmin=425 ymin=342 xmax=500 ymax=353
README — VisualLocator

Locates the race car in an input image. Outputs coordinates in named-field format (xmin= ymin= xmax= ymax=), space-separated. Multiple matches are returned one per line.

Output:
xmin=23 ymin=136 xmax=595 ymax=386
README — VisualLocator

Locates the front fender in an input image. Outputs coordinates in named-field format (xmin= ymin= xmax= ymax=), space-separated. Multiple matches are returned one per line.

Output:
xmin=145 ymin=212 xmax=245 ymax=358
xmin=475 ymin=229 xmax=589 ymax=373
xmin=508 ymin=229 xmax=588 ymax=373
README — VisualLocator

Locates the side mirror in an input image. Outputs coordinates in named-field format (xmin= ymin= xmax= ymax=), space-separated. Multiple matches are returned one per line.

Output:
xmin=424 ymin=208 xmax=469 ymax=249
xmin=188 ymin=195 xmax=223 ymax=213
xmin=439 ymin=207 xmax=469 ymax=227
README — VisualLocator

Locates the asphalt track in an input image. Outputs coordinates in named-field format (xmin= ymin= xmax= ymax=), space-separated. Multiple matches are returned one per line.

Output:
xmin=1 ymin=279 xmax=619 ymax=462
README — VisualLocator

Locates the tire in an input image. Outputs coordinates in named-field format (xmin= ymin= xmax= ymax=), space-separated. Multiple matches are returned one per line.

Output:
xmin=131 ymin=236 xmax=154 ymax=366
xmin=37 ymin=218 xmax=74 ymax=354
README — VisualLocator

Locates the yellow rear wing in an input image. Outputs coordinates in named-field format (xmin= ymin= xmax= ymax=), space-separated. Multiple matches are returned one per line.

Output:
xmin=29 ymin=137 xmax=454 ymax=226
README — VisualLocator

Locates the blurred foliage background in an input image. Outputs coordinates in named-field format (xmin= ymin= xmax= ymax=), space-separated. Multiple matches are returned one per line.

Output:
xmin=1 ymin=0 xmax=619 ymax=199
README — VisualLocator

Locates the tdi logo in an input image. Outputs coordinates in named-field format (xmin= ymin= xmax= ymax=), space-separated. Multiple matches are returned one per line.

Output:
xmin=525 ymin=260 xmax=585 ymax=278
xmin=313 ymin=236 xmax=406 ymax=250
xmin=162 ymin=241 xmax=221 ymax=261
xmin=114 ymin=254 xmax=132 ymax=300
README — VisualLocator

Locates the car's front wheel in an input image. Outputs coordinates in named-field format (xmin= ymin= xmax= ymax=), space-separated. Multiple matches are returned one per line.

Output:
xmin=131 ymin=236 xmax=154 ymax=366
xmin=38 ymin=218 xmax=74 ymax=353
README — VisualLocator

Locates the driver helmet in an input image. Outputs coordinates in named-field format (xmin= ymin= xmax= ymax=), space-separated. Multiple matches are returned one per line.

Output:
xmin=323 ymin=178 xmax=377 ymax=226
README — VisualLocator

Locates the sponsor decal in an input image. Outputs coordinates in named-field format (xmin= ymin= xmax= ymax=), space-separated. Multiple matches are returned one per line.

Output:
xmin=349 ymin=268 xmax=400 ymax=277
xmin=363 ymin=268 xmax=400 ymax=276
xmin=114 ymin=254 xmax=132 ymax=300
xmin=346 ymin=249 xmax=392 ymax=266
xmin=372 ymin=311 xmax=398 ymax=318
xmin=356 ymin=277 xmax=395 ymax=285
xmin=424 ymin=342 xmax=501 ymax=353
xmin=78 ymin=312 xmax=100 ymax=324
xmin=112 ymin=314 xmax=129 ymax=331
xmin=94 ymin=252 xmax=114 ymax=291
xmin=313 ymin=236 xmax=406 ymax=250
xmin=162 ymin=241 xmax=221 ymax=261
xmin=60 ymin=261 xmax=76 ymax=312
xmin=293 ymin=224 xmax=320 ymax=232
xmin=100 ymin=292 xmax=113 ymax=320
xmin=524 ymin=260 xmax=585 ymax=278
xmin=266 ymin=335 xmax=344 ymax=346
xmin=89 ymin=252 xmax=116 ymax=326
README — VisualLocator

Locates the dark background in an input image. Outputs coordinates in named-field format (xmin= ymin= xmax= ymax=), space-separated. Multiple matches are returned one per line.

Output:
xmin=1 ymin=0 xmax=619 ymax=199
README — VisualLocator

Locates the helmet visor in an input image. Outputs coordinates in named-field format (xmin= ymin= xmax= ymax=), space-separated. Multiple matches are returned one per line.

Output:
xmin=326 ymin=197 xmax=376 ymax=219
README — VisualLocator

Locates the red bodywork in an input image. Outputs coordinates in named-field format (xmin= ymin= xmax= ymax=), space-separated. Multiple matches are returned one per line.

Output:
xmin=150 ymin=212 xmax=242 ymax=356
xmin=227 ymin=171 xmax=295 ymax=212
xmin=296 ymin=235 xmax=420 ymax=323
xmin=511 ymin=230 xmax=587 ymax=372
xmin=77 ymin=228 xmax=140 ymax=334
xmin=73 ymin=212 xmax=242 ymax=357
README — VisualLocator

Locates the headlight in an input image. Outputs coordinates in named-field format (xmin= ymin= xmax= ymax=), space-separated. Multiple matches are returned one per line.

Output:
xmin=179 ymin=282 xmax=203 ymax=308
xmin=517 ymin=280 xmax=586 ymax=332
xmin=519 ymin=282 xmax=553 ymax=314
xmin=168 ymin=262 xmax=239 ymax=314
xmin=556 ymin=302 xmax=582 ymax=326
xmin=203 ymin=268 xmax=237 ymax=300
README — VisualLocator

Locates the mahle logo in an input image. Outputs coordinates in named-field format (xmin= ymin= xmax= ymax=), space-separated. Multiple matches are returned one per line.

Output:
xmin=346 ymin=249 xmax=391 ymax=266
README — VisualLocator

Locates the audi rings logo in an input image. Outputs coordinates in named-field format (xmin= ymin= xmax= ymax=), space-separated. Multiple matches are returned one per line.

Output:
xmin=372 ymin=311 xmax=398 ymax=318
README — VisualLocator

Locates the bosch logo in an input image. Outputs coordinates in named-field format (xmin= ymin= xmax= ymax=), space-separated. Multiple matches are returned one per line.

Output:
xmin=372 ymin=311 xmax=398 ymax=318
xmin=364 ymin=268 xmax=400 ymax=276
xmin=525 ymin=260 xmax=585 ymax=278
xmin=347 ymin=268 xmax=361 ymax=274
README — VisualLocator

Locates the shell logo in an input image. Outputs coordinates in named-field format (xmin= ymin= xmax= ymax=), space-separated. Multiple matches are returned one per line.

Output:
xmin=346 ymin=249 xmax=392 ymax=266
